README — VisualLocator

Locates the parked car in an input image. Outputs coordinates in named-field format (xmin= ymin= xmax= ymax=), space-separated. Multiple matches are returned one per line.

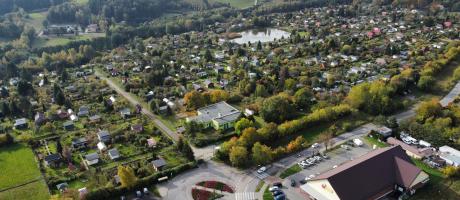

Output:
xmin=143 ymin=188 xmax=149 ymax=195
xmin=268 ymin=186 xmax=279 ymax=192
xmin=136 ymin=191 xmax=142 ymax=197
xmin=272 ymin=190 xmax=283 ymax=196
xmin=341 ymin=144 xmax=351 ymax=150
xmin=290 ymin=179 xmax=296 ymax=187
xmin=257 ymin=166 xmax=267 ymax=174
xmin=322 ymin=154 xmax=329 ymax=159
xmin=311 ymin=143 xmax=320 ymax=148
xmin=274 ymin=193 xmax=286 ymax=200
xmin=273 ymin=182 xmax=282 ymax=187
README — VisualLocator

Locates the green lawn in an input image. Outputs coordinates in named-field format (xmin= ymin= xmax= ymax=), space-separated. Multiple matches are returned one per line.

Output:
xmin=364 ymin=136 xmax=389 ymax=148
xmin=255 ymin=180 xmax=265 ymax=192
xmin=26 ymin=12 xmax=47 ymax=31
xmin=214 ymin=0 xmax=255 ymax=8
xmin=279 ymin=165 xmax=302 ymax=179
xmin=0 ymin=179 xmax=50 ymax=200
xmin=72 ymin=0 xmax=89 ymax=5
xmin=263 ymin=186 xmax=274 ymax=200
xmin=0 ymin=144 xmax=42 ymax=189
xmin=32 ymin=33 xmax=104 ymax=48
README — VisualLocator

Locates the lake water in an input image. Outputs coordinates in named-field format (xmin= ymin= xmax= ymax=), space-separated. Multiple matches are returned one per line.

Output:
xmin=230 ymin=28 xmax=290 ymax=44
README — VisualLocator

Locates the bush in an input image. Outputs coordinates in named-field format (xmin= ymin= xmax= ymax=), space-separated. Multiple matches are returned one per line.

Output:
xmin=0 ymin=133 xmax=14 ymax=147
xmin=278 ymin=104 xmax=353 ymax=136
xmin=85 ymin=162 xmax=198 ymax=200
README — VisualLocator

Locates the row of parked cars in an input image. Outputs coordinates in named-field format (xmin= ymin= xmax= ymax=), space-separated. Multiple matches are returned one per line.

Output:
xmin=297 ymin=154 xmax=329 ymax=169
xmin=268 ymin=182 xmax=287 ymax=200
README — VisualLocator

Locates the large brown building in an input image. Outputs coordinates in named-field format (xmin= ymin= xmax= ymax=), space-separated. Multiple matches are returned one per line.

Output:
xmin=301 ymin=145 xmax=429 ymax=200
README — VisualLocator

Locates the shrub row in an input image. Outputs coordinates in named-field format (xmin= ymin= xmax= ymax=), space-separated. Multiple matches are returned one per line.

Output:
xmin=189 ymin=132 xmax=236 ymax=147
xmin=277 ymin=104 xmax=354 ymax=136
xmin=85 ymin=161 xmax=197 ymax=200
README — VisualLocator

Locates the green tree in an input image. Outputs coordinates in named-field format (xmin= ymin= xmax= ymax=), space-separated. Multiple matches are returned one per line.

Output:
xmin=255 ymin=84 xmax=268 ymax=97
xmin=416 ymin=99 xmax=442 ymax=122
xmin=417 ymin=75 xmax=435 ymax=91
xmin=251 ymin=142 xmax=272 ymax=165
xmin=260 ymin=95 xmax=294 ymax=123
xmin=204 ymin=49 xmax=213 ymax=61
xmin=235 ymin=118 xmax=254 ymax=135
xmin=184 ymin=91 xmax=205 ymax=110
xmin=293 ymin=88 xmax=314 ymax=110
xmin=117 ymin=165 xmax=137 ymax=188
xmin=229 ymin=146 xmax=248 ymax=167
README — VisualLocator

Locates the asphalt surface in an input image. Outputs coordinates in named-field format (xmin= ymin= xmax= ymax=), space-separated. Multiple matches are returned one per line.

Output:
xmin=440 ymin=82 xmax=460 ymax=107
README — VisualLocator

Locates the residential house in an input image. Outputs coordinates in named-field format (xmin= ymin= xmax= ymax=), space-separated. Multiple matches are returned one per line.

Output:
xmin=71 ymin=138 xmax=87 ymax=149
xmin=44 ymin=153 xmax=62 ymax=168
xmin=108 ymin=148 xmax=120 ymax=160
xmin=186 ymin=101 xmax=241 ymax=130
xmin=131 ymin=124 xmax=143 ymax=133
xmin=203 ymin=79 xmax=214 ymax=88
xmin=147 ymin=138 xmax=157 ymax=148
xmin=151 ymin=158 xmax=167 ymax=171
xmin=14 ymin=118 xmax=28 ymax=129
xmin=97 ymin=130 xmax=111 ymax=143
xmin=89 ymin=115 xmax=101 ymax=123
xmin=35 ymin=112 xmax=46 ymax=126
xmin=97 ymin=142 xmax=107 ymax=151
xmin=78 ymin=106 xmax=90 ymax=117
xmin=56 ymin=183 xmax=69 ymax=193
xmin=84 ymin=153 xmax=99 ymax=166
xmin=301 ymin=145 xmax=429 ymax=200
xmin=63 ymin=121 xmax=74 ymax=130
xmin=120 ymin=108 xmax=131 ymax=119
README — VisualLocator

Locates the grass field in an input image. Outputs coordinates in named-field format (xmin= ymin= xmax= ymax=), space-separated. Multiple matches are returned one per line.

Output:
xmin=263 ymin=186 xmax=274 ymax=200
xmin=32 ymin=33 xmax=104 ymax=48
xmin=364 ymin=136 xmax=388 ymax=148
xmin=72 ymin=0 xmax=89 ymax=5
xmin=0 ymin=144 xmax=42 ymax=189
xmin=279 ymin=164 xmax=302 ymax=179
xmin=26 ymin=12 xmax=47 ymax=31
xmin=214 ymin=0 xmax=255 ymax=9
xmin=0 ymin=179 xmax=49 ymax=200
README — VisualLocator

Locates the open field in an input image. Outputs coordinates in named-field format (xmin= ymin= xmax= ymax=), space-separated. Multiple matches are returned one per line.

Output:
xmin=214 ymin=0 xmax=255 ymax=9
xmin=33 ymin=33 xmax=104 ymax=48
xmin=0 ymin=144 xmax=42 ymax=189
xmin=26 ymin=11 xmax=47 ymax=31
xmin=0 ymin=180 xmax=50 ymax=200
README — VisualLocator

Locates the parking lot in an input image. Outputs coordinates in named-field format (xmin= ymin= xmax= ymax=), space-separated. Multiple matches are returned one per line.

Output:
xmin=279 ymin=138 xmax=374 ymax=200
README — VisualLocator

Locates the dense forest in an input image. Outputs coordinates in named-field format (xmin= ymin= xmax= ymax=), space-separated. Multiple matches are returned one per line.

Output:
xmin=0 ymin=0 xmax=66 ymax=15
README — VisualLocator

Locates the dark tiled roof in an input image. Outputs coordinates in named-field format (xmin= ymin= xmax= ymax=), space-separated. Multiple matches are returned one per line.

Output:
xmin=312 ymin=145 xmax=422 ymax=200
xmin=152 ymin=158 xmax=167 ymax=168
xmin=44 ymin=153 xmax=61 ymax=162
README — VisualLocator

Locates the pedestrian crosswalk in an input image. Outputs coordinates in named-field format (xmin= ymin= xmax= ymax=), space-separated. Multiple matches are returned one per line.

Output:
xmin=235 ymin=192 xmax=256 ymax=200
xmin=253 ymin=171 xmax=269 ymax=179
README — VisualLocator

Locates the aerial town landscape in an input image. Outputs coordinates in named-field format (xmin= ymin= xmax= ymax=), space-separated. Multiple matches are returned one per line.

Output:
xmin=1 ymin=0 xmax=460 ymax=200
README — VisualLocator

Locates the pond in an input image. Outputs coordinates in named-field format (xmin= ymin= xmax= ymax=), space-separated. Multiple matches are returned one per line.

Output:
xmin=230 ymin=28 xmax=290 ymax=44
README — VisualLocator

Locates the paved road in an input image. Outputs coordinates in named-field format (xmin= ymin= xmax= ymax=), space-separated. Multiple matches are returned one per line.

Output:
xmin=95 ymin=71 xmax=181 ymax=142
xmin=440 ymin=82 xmax=460 ymax=107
